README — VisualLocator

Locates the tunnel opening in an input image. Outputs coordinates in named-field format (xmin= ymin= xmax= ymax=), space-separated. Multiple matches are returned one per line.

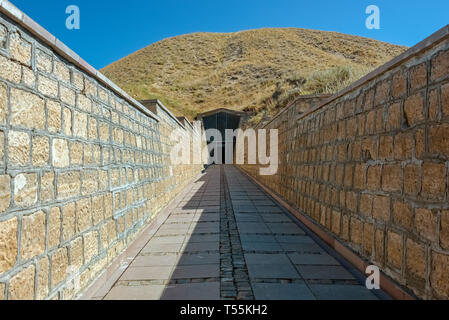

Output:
xmin=197 ymin=109 xmax=246 ymax=164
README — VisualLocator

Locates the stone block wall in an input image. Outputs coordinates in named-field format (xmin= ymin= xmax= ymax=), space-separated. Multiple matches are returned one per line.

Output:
xmin=142 ymin=100 xmax=205 ymax=214
xmin=0 ymin=9 xmax=204 ymax=300
xmin=240 ymin=26 xmax=449 ymax=299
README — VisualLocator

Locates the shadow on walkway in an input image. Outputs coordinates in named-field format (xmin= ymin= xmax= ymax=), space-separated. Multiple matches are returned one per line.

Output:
xmin=101 ymin=165 xmax=387 ymax=300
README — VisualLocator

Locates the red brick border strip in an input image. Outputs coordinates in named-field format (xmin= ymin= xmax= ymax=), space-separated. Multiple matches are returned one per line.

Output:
xmin=236 ymin=166 xmax=417 ymax=301
xmin=78 ymin=172 xmax=205 ymax=300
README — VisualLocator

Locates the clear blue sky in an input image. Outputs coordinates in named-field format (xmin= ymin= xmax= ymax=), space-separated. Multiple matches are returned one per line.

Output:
xmin=10 ymin=0 xmax=449 ymax=69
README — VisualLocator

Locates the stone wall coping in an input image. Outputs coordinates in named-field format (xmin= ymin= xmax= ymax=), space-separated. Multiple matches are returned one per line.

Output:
xmin=139 ymin=99 xmax=187 ymax=129
xmin=261 ymin=94 xmax=333 ymax=128
xmin=261 ymin=24 xmax=449 ymax=129
xmin=177 ymin=116 xmax=194 ymax=130
xmin=0 ymin=0 xmax=161 ymax=122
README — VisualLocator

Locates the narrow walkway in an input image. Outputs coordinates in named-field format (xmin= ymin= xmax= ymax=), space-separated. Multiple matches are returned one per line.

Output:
xmin=93 ymin=165 xmax=384 ymax=300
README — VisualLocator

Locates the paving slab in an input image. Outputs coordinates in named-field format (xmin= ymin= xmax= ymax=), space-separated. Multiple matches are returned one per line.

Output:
xmin=309 ymin=284 xmax=379 ymax=300
xmin=252 ymin=283 xmax=315 ymax=300
xmin=235 ymin=214 xmax=263 ymax=222
xmin=275 ymin=235 xmax=314 ymax=243
xmin=288 ymin=253 xmax=340 ymax=266
xmin=296 ymin=265 xmax=356 ymax=280
xmin=104 ymin=285 xmax=166 ymax=300
xmin=171 ymin=264 xmax=220 ymax=279
xmin=237 ymin=222 xmax=270 ymax=234
xmin=187 ymin=234 xmax=219 ymax=242
xmin=182 ymin=242 xmax=220 ymax=252
xmin=177 ymin=253 xmax=220 ymax=265
xmin=244 ymin=253 xmax=291 ymax=265
xmin=160 ymin=282 xmax=220 ymax=300
xmin=120 ymin=266 xmax=173 ymax=281
xmin=280 ymin=242 xmax=326 ymax=253
xmin=131 ymin=255 xmax=179 ymax=267
xmin=267 ymin=223 xmax=306 ymax=235
xmin=240 ymin=235 xmax=277 ymax=243
xmin=260 ymin=214 xmax=292 ymax=222
xmin=247 ymin=264 xmax=301 ymax=279
xmin=92 ymin=166 xmax=388 ymax=301
xmin=149 ymin=236 xmax=185 ymax=244
xmin=141 ymin=243 xmax=183 ymax=254
xmin=241 ymin=242 xmax=283 ymax=252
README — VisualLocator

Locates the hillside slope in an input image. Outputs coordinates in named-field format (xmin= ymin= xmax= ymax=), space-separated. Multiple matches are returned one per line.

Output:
xmin=101 ymin=28 xmax=407 ymax=120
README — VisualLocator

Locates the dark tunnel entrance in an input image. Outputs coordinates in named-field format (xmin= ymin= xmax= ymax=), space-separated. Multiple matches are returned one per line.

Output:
xmin=196 ymin=109 xmax=245 ymax=164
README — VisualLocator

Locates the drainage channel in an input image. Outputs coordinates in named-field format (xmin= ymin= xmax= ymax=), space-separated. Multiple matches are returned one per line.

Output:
xmin=219 ymin=165 xmax=255 ymax=300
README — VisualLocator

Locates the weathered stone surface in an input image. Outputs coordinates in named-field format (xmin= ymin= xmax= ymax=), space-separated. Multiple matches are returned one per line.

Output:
xmin=442 ymin=83 xmax=449 ymax=117
xmin=14 ymin=173 xmax=38 ymax=207
xmin=410 ymin=63 xmax=427 ymax=90
xmin=0 ymin=131 xmax=3 ymax=165
xmin=48 ymin=207 xmax=61 ymax=249
xmin=0 ymin=283 xmax=5 ymax=300
xmin=10 ymin=88 xmax=45 ymax=129
xmin=63 ymin=107 xmax=72 ymax=136
xmin=51 ymin=248 xmax=68 ymax=287
xmin=429 ymin=124 xmax=449 ymax=157
xmin=70 ymin=237 xmax=84 ymax=270
xmin=431 ymin=48 xmax=449 ymax=81
xmin=393 ymin=201 xmax=412 ymax=231
xmin=0 ymin=175 xmax=11 ymax=214
xmin=69 ymin=141 xmax=83 ymax=165
xmin=77 ymin=94 xmax=92 ymax=111
xmin=92 ymin=196 xmax=104 ymax=225
xmin=21 ymin=210 xmax=46 ymax=260
xmin=60 ymin=85 xmax=75 ymax=106
xmin=372 ymin=195 xmax=390 ymax=222
xmin=83 ymin=230 xmax=98 ymax=264
xmin=431 ymin=251 xmax=449 ymax=298
xmin=22 ymin=66 xmax=35 ymax=87
xmin=404 ymin=164 xmax=419 ymax=195
xmin=36 ymin=49 xmax=52 ymax=73
xmin=415 ymin=208 xmax=437 ymax=242
xmin=404 ymin=93 xmax=425 ymax=126
xmin=10 ymin=32 xmax=32 ymax=66
xmin=40 ymin=171 xmax=54 ymax=202
xmin=76 ymin=198 xmax=92 ymax=233
xmin=47 ymin=100 xmax=62 ymax=133
xmin=73 ymin=111 xmax=88 ymax=139
xmin=8 ymin=130 xmax=30 ymax=166
xmin=421 ymin=163 xmax=446 ymax=199
xmin=441 ymin=210 xmax=449 ymax=250
xmin=57 ymin=171 xmax=80 ymax=199
xmin=38 ymin=75 xmax=58 ymax=98
xmin=72 ymin=72 xmax=84 ymax=91
xmin=54 ymin=61 xmax=70 ymax=83
xmin=37 ymin=257 xmax=49 ymax=300
xmin=0 ymin=9 xmax=204 ymax=301
xmin=387 ymin=231 xmax=403 ymax=270
xmin=0 ymin=55 xmax=21 ymax=84
xmin=8 ymin=265 xmax=35 ymax=300
xmin=62 ymin=202 xmax=76 ymax=241
xmin=0 ymin=217 xmax=18 ymax=274
xmin=0 ymin=23 xmax=6 ymax=48
xmin=406 ymin=238 xmax=426 ymax=280
xmin=0 ymin=82 xmax=7 ymax=124
xmin=52 ymin=138 xmax=69 ymax=167
xmin=82 ymin=170 xmax=98 ymax=195
xmin=32 ymin=136 xmax=49 ymax=166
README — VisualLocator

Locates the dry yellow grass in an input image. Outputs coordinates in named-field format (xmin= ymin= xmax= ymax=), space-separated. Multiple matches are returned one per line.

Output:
xmin=101 ymin=28 xmax=407 ymax=120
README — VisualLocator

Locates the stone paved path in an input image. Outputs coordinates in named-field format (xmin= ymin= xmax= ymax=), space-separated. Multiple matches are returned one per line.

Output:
xmin=95 ymin=165 xmax=385 ymax=300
